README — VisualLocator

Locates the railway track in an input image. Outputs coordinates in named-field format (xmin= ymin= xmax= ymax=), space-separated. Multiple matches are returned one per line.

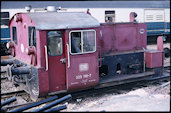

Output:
xmin=1 ymin=90 xmax=26 ymax=98
xmin=1 ymin=65 xmax=170 ymax=112
xmin=2 ymin=77 xmax=169 ymax=112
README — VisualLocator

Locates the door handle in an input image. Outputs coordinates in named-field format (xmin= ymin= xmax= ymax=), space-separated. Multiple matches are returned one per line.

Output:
xmin=60 ymin=58 xmax=66 ymax=64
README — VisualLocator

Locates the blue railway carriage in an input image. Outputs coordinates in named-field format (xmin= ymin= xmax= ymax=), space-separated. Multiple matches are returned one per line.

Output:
xmin=144 ymin=9 xmax=170 ymax=43
xmin=145 ymin=9 xmax=170 ymax=36
xmin=1 ymin=12 xmax=11 ymax=55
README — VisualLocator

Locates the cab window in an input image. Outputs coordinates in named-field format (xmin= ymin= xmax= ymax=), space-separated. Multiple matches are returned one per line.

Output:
xmin=83 ymin=31 xmax=96 ymax=52
xmin=28 ymin=26 xmax=36 ymax=48
xmin=70 ymin=30 xmax=96 ymax=55
xmin=70 ymin=32 xmax=81 ymax=53
xmin=47 ymin=31 xmax=63 ymax=56
xmin=12 ymin=26 xmax=17 ymax=45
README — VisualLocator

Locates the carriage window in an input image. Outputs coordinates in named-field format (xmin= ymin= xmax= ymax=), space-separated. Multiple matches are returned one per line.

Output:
xmin=47 ymin=31 xmax=63 ymax=56
xmin=12 ymin=27 xmax=17 ymax=45
xmin=28 ymin=27 xmax=36 ymax=48
xmin=70 ymin=30 xmax=96 ymax=54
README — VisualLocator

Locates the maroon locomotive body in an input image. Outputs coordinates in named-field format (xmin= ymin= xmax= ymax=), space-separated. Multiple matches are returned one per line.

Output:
xmin=2 ymin=11 xmax=165 ymax=101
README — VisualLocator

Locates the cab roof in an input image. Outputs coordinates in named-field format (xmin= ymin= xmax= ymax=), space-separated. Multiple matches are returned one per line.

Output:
xmin=11 ymin=12 xmax=100 ymax=30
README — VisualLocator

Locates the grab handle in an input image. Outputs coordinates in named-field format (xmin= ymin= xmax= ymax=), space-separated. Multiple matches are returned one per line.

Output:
xmin=66 ymin=43 xmax=70 ymax=68
xmin=44 ymin=45 xmax=48 ymax=71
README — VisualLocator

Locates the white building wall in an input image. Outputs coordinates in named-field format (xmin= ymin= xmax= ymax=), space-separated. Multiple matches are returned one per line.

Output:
xmin=63 ymin=8 xmax=145 ymax=23
xmin=1 ymin=8 xmax=170 ymax=23
xmin=115 ymin=8 xmax=144 ymax=22
xmin=165 ymin=9 xmax=170 ymax=22
xmin=62 ymin=8 xmax=105 ymax=23
xmin=1 ymin=9 xmax=28 ymax=19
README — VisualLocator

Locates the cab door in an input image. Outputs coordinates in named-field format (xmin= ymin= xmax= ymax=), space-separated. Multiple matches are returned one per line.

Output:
xmin=66 ymin=29 xmax=99 ymax=91
xmin=46 ymin=30 xmax=66 ymax=93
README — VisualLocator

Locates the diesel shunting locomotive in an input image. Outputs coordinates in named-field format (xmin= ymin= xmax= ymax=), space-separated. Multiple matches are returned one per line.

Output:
xmin=1 ymin=9 xmax=167 ymax=101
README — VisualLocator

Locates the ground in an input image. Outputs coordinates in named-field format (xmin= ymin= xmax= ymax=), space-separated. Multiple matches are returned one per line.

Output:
xmin=63 ymin=83 xmax=170 ymax=112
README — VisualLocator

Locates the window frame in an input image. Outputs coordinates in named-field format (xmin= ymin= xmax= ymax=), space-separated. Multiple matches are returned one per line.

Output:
xmin=47 ymin=30 xmax=63 ymax=56
xmin=69 ymin=29 xmax=96 ymax=55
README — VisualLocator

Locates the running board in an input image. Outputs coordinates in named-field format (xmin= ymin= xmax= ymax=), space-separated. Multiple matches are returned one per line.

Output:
xmin=144 ymin=71 xmax=170 ymax=81
xmin=95 ymin=71 xmax=155 ymax=89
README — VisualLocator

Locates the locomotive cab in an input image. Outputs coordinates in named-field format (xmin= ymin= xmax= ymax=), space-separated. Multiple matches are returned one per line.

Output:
xmin=7 ymin=12 xmax=100 ymax=100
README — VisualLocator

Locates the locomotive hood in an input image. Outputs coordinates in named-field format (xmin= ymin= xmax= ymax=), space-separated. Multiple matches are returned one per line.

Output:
xmin=10 ymin=12 xmax=100 ymax=30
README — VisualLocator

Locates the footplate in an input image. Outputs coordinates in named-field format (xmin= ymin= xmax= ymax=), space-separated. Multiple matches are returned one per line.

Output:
xmin=95 ymin=71 xmax=155 ymax=89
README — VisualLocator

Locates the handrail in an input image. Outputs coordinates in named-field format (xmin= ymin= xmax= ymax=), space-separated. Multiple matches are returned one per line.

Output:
xmin=66 ymin=43 xmax=70 ymax=68
xmin=44 ymin=45 xmax=48 ymax=71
